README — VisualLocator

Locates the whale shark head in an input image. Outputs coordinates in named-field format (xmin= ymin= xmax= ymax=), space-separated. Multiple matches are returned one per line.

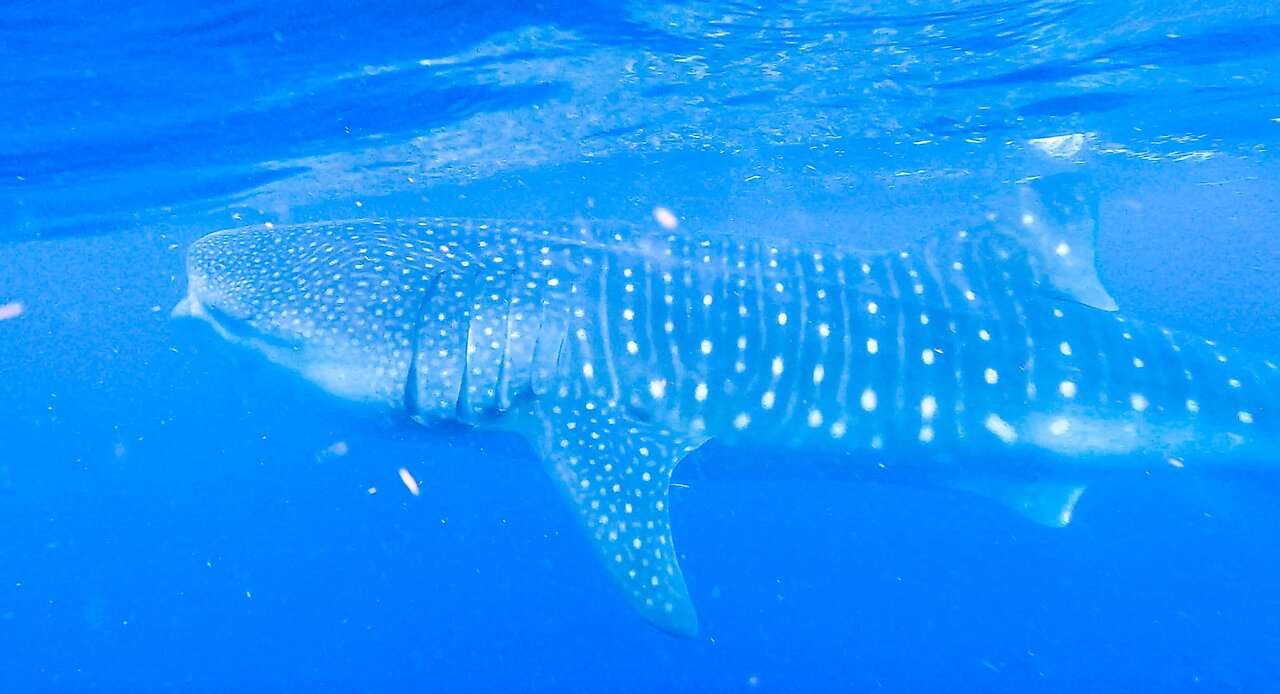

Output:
xmin=173 ymin=219 xmax=577 ymax=425
xmin=173 ymin=222 xmax=451 ymax=407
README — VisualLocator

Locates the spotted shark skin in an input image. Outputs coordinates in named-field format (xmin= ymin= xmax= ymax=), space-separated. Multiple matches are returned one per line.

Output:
xmin=174 ymin=176 xmax=1280 ymax=636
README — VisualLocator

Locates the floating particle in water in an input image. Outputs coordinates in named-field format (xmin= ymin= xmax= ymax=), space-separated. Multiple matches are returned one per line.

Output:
xmin=0 ymin=301 xmax=24 ymax=321
xmin=316 ymin=440 xmax=349 ymax=462
xmin=398 ymin=468 xmax=420 ymax=496
xmin=1028 ymin=132 xmax=1087 ymax=158
xmin=652 ymin=206 xmax=679 ymax=230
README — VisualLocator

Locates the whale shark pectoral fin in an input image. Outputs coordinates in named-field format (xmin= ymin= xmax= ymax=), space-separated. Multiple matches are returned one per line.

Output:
xmin=944 ymin=477 xmax=1087 ymax=528
xmin=509 ymin=399 xmax=707 ymax=637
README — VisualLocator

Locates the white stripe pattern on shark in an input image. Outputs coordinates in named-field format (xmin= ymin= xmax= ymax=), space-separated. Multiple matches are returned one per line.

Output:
xmin=174 ymin=175 xmax=1279 ymax=636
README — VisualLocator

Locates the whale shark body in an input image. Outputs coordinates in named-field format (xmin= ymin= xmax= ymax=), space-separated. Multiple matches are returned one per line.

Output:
xmin=174 ymin=176 xmax=1280 ymax=636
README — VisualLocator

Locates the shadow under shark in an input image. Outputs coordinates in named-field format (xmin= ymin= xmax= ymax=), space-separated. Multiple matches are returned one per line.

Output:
xmin=173 ymin=175 xmax=1278 ymax=636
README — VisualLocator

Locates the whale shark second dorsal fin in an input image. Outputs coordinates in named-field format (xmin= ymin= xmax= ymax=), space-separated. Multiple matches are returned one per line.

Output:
xmin=1007 ymin=173 xmax=1118 ymax=312
xmin=854 ymin=174 xmax=1117 ymax=314
xmin=909 ymin=173 xmax=1118 ymax=313
xmin=505 ymin=397 xmax=708 ymax=637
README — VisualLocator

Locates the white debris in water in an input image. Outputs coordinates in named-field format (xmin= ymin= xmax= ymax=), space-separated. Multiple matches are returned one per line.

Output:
xmin=652 ymin=207 xmax=679 ymax=230
xmin=1029 ymin=133 xmax=1087 ymax=158
xmin=0 ymin=301 xmax=23 ymax=321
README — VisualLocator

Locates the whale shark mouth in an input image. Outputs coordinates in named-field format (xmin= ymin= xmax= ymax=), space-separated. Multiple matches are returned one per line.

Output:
xmin=172 ymin=290 xmax=300 ymax=352
xmin=201 ymin=304 xmax=301 ymax=351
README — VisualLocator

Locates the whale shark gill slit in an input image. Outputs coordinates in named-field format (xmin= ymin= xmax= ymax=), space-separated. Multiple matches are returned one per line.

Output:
xmin=403 ymin=272 xmax=446 ymax=422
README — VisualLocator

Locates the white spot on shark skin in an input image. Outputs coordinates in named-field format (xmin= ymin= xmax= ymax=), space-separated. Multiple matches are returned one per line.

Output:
xmin=1130 ymin=394 xmax=1149 ymax=412
xmin=984 ymin=414 xmax=1018 ymax=443
xmin=649 ymin=379 xmax=667 ymax=399
xmin=1059 ymin=341 xmax=1072 ymax=356
xmin=866 ymin=338 xmax=879 ymax=354
xmin=983 ymin=368 xmax=999 ymax=385
xmin=921 ymin=396 xmax=938 ymax=420
xmin=1239 ymin=411 xmax=1254 ymax=424
xmin=761 ymin=391 xmax=776 ymax=410
xmin=733 ymin=413 xmax=751 ymax=429
xmin=771 ymin=357 xmax=785 ymax=376
xmin=860 ymin=388 xmax=878 ymax=412
xmin=921 ymin=349 xmax=936 ymax=365
xmin=1059 ymin=381 xmax=1077 ymax=398
xmin=807 ymin=410 xmax=824 ymax=427
xmin=866 ymin=301 xmax=879 ymax=315
xmin=1025 ymin=412 xmax=1149 ymax=456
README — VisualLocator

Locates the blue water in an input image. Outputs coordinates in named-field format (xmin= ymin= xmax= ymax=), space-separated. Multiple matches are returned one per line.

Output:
xmin=3 ymin=1 xmax=1280 ymax=689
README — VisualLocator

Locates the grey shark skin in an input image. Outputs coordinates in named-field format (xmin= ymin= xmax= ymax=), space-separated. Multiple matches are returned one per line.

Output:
xmin=174 ymin=177 xmax=1279 ymax=637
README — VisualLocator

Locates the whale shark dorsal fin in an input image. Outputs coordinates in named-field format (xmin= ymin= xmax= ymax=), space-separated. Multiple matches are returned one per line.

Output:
xmin=508 ymin=399 xmax=706 ymax=637
xmin=1014 ymin=173 xmax=1118 ymax=312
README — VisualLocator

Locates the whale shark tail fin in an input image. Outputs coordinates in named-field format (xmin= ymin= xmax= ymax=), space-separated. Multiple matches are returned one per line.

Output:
xmin=1010 ymin=173 xmax=1118 ymax=312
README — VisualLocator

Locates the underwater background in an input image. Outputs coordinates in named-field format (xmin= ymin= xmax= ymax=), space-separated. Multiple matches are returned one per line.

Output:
xmin=3 ymin=0 xmax=1280 ymax=689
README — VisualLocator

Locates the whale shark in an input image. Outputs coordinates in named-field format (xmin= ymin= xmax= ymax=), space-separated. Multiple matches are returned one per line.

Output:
xmin=173 ymin=175 xmax=1279 ymax=636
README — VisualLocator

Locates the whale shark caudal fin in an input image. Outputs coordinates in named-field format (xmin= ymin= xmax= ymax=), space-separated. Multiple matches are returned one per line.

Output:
xmin=506 ymin=398 xmax=708 ymax=637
